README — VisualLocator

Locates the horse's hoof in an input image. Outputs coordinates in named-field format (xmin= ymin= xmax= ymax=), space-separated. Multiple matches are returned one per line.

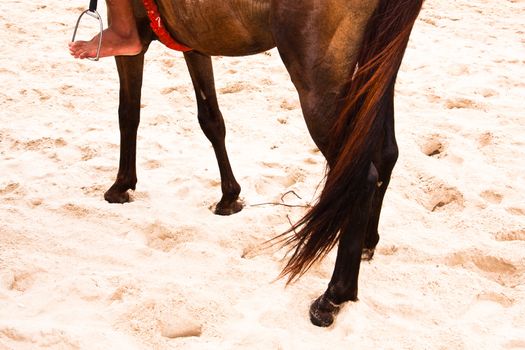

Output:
xmin=214 ymin=200 xmax=243 ymax=216
xmin=309 ymin=295 xmax=340 ymax=328
xmin=104 ymin=188 xmax=130 ymax=204
xmin=361 ymin=248 xmax=375 ymax=261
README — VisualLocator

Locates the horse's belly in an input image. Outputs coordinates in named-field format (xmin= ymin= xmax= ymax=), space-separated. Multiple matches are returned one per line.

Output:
xmin=158 ymin=0 xmax=275 ymax=56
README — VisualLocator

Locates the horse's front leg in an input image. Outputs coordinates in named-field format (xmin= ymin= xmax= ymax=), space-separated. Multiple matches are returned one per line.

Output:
xmin=183 ymin=51 xmax=242 ymax=215
xmin=309 ymin=163 xmax=378 ymax=327
xmin=104 ymin=53 xmax=145 ymax=203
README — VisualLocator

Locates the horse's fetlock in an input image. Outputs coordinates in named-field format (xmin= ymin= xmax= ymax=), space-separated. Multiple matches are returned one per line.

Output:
xmin=114 ymin=176 xmax=137 ymax=191
xmin=231 ymin=182 xmax=241 ymax=197
xmin=327 ymin=283 xmax=358 ymax=304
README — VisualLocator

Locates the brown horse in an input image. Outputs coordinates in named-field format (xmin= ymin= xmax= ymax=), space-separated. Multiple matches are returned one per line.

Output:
xmin=103 ymin=0 xmax=423 ymax=327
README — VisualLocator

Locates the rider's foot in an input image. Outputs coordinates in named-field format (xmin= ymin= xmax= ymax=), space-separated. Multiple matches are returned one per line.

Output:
xmin=68 ymin=27 xmax=142 ymax=59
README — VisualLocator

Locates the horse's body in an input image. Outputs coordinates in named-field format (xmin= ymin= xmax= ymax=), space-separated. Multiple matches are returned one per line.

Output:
xmin=104 ymin=0 xmax=423 ymax=326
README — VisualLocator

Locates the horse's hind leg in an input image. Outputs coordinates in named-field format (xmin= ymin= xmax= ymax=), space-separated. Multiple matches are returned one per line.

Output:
xmin=362 ymin=82 xmax=398 ymax=261
xmin=105 ymin=53 xmax=145 ymax=203
xmin=309 ymin=163 xmax=378 ymax=327
xmin=271 ymin=1 xmax=383 ymax=327
xmin=310 ymin=83 xmax=397 ymax=327
xmin=183 ymin=51 xmax=242 ymax=215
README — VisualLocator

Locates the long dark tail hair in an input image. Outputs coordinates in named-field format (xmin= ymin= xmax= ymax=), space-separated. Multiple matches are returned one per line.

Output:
xmin=275 ymin=0 xmax=424 ymax=283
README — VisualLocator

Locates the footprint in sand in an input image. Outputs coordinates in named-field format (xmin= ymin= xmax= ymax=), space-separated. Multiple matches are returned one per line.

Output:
xmin=255 ymin=163 xmax=306 ymax=196
xmin=4 ymin=22 xmax=27 ymax=35
xmin=79 ymin=145 xmax=99 ymax=161
xmin=280 ymin=98 xmax=300 ymax=111
xmin=420 ymin=134 xmax=447 ymax=158
xmin=160 ymin=87 xmax=184 ymax=95
xmin=59 ymin=200 xmax=120 ymax=219
xmin=0 ymin=182 xmax=27 ymax=202
xmin=445 ymin=97 xmax=484 ymax=110
xmin=58 ymin=84 xmax=73 ymax=92
xmin=59 ymin=203 xmax=92 ymax=218
xmin=66 ymin=6 xmax=85 ymax=12
xmin=5 ymin=269 xmax=44 ymax=292
xmin=494 ymin=229 xmax=525 ymax=242
xmin=219 ymin=82 xmax=250 ymax=94
xmin=505 ymin=339 xmax=525 ymax=350
xmin=0 ymin=183 xmax=20 ymax=196
xmin=446 ymin=249 xmax=521 ymax=287
xmin=33 ymin=137 xmax=66 ymax=150
xmin=0 ymin=67 xmax=17 ymax=77
xmin=159 ymin=317 xmax=202 ymax=339
xmin=11 ymin=137 xmax=67 ymax=152
xmin=415 ymin=175 xmax=465 ymax=212
xmin=81 ymin=184 xmax=106 ymax=197
xmin=303 ymin=157 xmax=319 ymax=165
xmin=376 ymin=244 xmax=400 ymax=256
xmin=118 ymin=299 xmax=204 ymax=341
xmin=478 ymin=132 xmax=493 ymax=147
xmin=143 ymin=159 xmax=162 ymax=170
xmin=505 ymin=207 xmax=525 ymax=216
xmin=478 ymin=88 xmax=499 ymax=98
xmin=281 ymin=166 xmax=307 ymax=188
xmin=147 ymin=114 xmax=171 ymax=127
xmin=109 ymin=282 xmax=140 ymax=302
xmin=0 ymin=326 xmax=79 ymax=348
xmin=446 ymin=64 xmax=470 ymax=77
xmin=276 ymin=116 xmax=288 ymax=124
xmin=161 ymin=59 xmax=176 ymax=69
xmin=419 ymin=134 xmax=463 ymax=164
xmin=476 ymin=291 xmax=515 ymax=309
xmin=141 ymin=221 xmax=202 ymax=252
xmin=480 ymin=190 xmax=503 ymax=204
xmin=18 ymin=88 xmax=51 ymax=102
xmin=419 ymin=15 xmax=438 ymax=26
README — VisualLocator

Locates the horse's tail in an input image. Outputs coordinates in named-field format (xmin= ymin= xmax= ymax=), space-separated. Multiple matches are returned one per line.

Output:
xmin=276 ymin=0 xmax=424 ymax=283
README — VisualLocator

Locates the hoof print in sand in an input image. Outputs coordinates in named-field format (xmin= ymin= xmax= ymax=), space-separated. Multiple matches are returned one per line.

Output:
xmin=480 ymin=190 xmax=503 ymax=204
xmin=505 ymin=207 xmax=525 ymax=216
xmin=143 ymin=222 xmax=200 ymax=252
xmin=476 ymin=292 xmax=515 ymax=308
xmin=477 ymin=132 xmax=495 ymax=147
xmin=494 ymin=229 xmax=525 ymax=242
xmin=445 ymin=97 xmax=484 ymax=110
xmin=60 ymin=203 xmax=91 ymax=218
xmin=446 ymin=250 xmax=520 ymax=287
xmin=159 ymin=319 xmax=202 ymax=339
xmin=219 ymin=82 xmax=251 ymax=94
xmin=5 ymin=269 xmax=43 ymax=292
xmin=416 ymin=177 xmax=464 ymax=212
xmin=420 ymin=134 xmax=446 ymax=157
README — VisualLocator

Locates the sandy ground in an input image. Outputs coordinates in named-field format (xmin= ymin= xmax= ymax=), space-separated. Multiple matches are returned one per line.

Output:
xmin=1 ymin=0 xmax=524 ymax=349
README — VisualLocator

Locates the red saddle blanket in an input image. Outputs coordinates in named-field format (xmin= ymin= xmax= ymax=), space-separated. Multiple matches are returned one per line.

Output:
xmin=143 ymin=0 xmax=192 ymax=52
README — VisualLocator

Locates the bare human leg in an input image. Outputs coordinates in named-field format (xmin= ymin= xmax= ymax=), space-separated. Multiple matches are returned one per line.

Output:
xmin=69 ymin=0 xmax=142 ymax=59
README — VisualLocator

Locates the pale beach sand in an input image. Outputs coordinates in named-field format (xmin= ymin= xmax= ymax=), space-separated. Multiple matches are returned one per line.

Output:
xmin=0 ymin=0 xmax=524 ymax=349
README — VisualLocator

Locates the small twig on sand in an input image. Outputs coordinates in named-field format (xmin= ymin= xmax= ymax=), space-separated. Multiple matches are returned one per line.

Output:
xmin=250 ymin=190 xmax=311 ymax=209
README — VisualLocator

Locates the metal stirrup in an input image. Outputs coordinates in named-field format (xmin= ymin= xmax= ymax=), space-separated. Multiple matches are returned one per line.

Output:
xmin=71 ymin=0 xmax=103 ymax=61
